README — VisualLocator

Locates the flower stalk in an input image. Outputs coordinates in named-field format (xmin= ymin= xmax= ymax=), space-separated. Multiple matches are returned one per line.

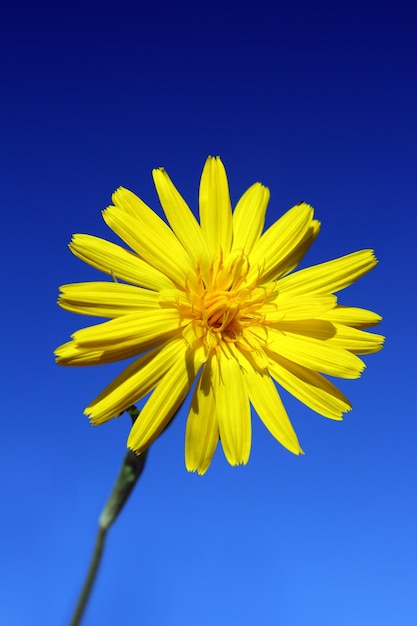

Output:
xmin=69 ymin=406 xmax=147 ymax=626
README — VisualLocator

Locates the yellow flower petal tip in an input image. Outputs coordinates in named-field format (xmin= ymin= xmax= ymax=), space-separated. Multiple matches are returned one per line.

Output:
xmin=55 ymin=156 xmax=384 ymax=473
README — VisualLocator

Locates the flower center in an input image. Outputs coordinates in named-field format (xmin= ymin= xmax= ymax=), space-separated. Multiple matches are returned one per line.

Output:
xmin=203 ymin=290 xmax=242 ymax=338
xmin=186 ymin=252 xmax=268 ymax=348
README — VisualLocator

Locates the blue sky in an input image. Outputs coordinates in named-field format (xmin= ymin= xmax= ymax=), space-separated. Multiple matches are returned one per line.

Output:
xmin=1 ymin=1 xmax=416 ymax=625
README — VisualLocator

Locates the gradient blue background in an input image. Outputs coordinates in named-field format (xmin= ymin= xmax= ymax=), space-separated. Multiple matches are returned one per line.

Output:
xmin=1 ymin=1 xmax=416 ymax=624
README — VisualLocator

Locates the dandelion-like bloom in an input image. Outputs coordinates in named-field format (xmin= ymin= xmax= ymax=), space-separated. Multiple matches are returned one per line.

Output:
xmin=55 ymin=157 xmax=384 ymax=474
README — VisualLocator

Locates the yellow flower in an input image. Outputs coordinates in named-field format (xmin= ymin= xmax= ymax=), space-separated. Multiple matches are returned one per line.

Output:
xmin=55 ymin=157 xmax=384 ymax=474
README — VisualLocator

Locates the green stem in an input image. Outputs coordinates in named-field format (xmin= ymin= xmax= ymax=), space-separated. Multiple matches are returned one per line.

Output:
xmin=69 ymin=406 xmax=146 ymax=626
xmin=69 ymin=526 xmax=107 ymax=626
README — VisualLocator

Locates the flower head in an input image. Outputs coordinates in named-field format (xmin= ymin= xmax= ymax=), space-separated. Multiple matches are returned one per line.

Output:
xmin=55 ymin=157 xmax=384 ymax=474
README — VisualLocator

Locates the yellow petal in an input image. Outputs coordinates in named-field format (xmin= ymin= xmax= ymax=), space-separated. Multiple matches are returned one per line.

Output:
xmin=55 ymin=309 xmax=185 ymax=365
xmin=263 ymin=294 xmax=337 ymax=321
xmin=320 ymin=305 xmax=382 ymax=328
xmin=232 ymin=183 xmax=270 ymax=254
xmin=55 ymin=341 xmax=145 ymax=366
xmin=249 ymin=203 xmax=316 ymax=283
xmin=212 ymin=350 xmax=251 ymax=466
xmin=152 ymin=167 xmax=210 ymax=268
xmin=199 ymin=156 xmax=233 ymax=256
xmin=128 ymin=343 xmax=206 ymax=454
xmin=104 ymin=188 xmax=197 ymax=289
xmin=278 ymin=249 xmax=378 ymax=296
xmin=267 ymin=352 xmax=351 ymax=420
xmin=58 ymin=282 xmax=159 ymax=318
xmin=236 ymin=329 xmax=270 ymax=372
xmin=185 ymin=357 xmax=219 ymax=475
xmin=252 ymin=325 xmax=365 ymax=379
xmin=69 ymin=234 xmax=174 ymax=291
xmin=272 ymin=219 xmax=320 ymax=279
xmin=85 ymin=338 xmax=187 ymax=424
xmin=241 ymin=356 xmax=303 ymax=454
xmin=158 ymin=288 xmax=194 ymax=310
xmin=323 ymin=324 xmax=385 ymax=355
